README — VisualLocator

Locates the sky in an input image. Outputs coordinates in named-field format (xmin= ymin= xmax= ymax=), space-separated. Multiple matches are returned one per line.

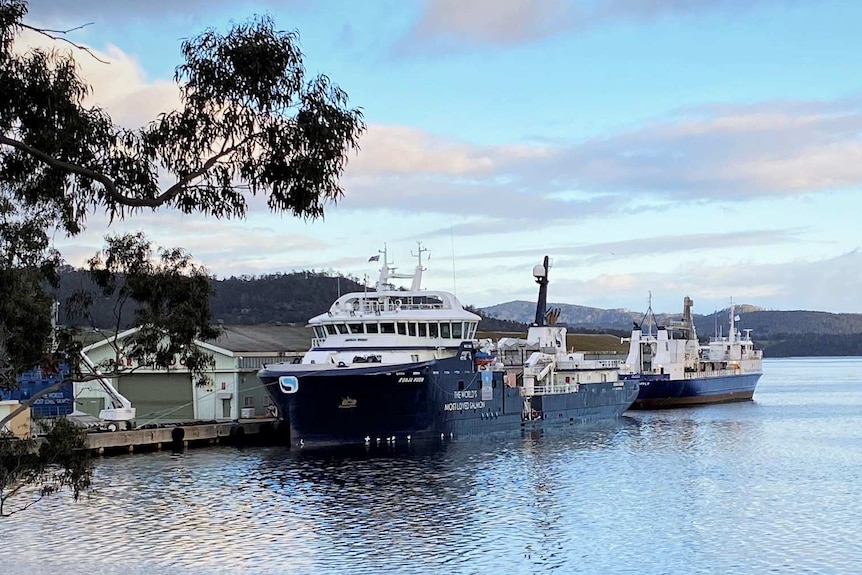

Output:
xmin=18 ymin=0 xmax=862 ymax=315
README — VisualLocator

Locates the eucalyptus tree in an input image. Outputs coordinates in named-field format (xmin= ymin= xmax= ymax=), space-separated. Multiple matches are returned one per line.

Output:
xmin=0 ymin=0 xmax=364 ymax=512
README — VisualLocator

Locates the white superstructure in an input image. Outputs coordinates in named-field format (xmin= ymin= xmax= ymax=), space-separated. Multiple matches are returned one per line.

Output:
xmin=300 ymin=243 xmax=480 ymax=367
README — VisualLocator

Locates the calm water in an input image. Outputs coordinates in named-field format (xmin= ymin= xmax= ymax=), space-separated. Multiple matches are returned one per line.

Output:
xmin=3 ymin=357 xmax=862 ymax=575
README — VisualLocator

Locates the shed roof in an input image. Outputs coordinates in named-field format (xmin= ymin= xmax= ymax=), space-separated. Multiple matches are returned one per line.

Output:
xmin=206 ymin=324 xmax=313 ymax=353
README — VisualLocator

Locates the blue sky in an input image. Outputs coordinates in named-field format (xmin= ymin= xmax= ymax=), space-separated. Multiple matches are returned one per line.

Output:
xmin=22 ymin=0 xmax=862 ymax=315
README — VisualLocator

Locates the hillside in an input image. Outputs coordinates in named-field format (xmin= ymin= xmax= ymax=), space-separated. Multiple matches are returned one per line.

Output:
xmin=482 ymin=300 xmax=636 ymax=330
xmin=480 ymin=300 xmax=862 ymax=357
xmin=53 ymin=269 xmax=525 ymax=333
xmin=53 ymin=269 xmax=862 ymax=357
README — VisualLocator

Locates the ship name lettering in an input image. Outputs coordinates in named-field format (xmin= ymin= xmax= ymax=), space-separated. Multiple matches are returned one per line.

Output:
xmin=443 ymin=401 xmax=486 ymax=412
xmin=397 ymin=376 xmax=425 ymax=384
xmin=453 ymin=390 xmax=478 ymax=399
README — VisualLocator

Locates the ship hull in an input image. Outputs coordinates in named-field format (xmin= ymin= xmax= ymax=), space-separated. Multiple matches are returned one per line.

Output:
xmin=259 ymin=347 xmax=640 ymax=447
xmin=624 ymin=372 xmax=762 ymax=409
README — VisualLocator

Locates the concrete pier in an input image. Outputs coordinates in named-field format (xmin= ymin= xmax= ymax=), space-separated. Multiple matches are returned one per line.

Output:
xmin=84 ymin=418 xmax=283 ymax=455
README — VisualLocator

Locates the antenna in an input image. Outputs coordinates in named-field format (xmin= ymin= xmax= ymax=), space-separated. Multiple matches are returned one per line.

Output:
xmin=409 ymin=241 xmax=428 ymax=292
xmin=729 ymin=296 xmax=737 ymax=343
xmin=450 ymin=223 xmax=457 ymax=296
xmin=639 ymin=291 xmax=656 ymax=336
xmin=714 ymin=309 xmax=718 ymax=338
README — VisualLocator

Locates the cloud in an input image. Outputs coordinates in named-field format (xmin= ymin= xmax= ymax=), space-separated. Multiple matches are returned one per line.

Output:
xmin=464 ymin=249 xmax=862 ymax=314
xmin=15 ymin=22 xmax=862 ymax=263
xmin=57 ymin=210 xmax=331 ymax=276
xmin=529 ymin=101 xmax=862 ymax=197
xmin=24 ymin=1 xmax=306 ymax=24
xmin=17 ymin=30 xmax=181 ymax=128
xmin=405 ymin=0 xmax=573 ymax=50
xmin=24 ymin=16 xmax=861 ymax=237
xmin=567 ymin=249 xmax=862 ymax=314
xmin=349 ymin=125 xmax=502 ymax=176
xmin=454 ymin=229 xmax=806 ymax=263
xmin=340 ymin=98 xmax=862 ymax=238
xmin=400 ymin=0 xmax=798 ymax=53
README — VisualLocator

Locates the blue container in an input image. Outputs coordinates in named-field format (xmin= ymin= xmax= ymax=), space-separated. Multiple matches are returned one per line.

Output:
xmin=2 ymin=363 xmax=74 ymax=418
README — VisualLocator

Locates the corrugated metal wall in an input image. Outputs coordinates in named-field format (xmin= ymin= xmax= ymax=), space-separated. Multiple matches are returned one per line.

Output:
xmin=118 ymin=373 xmax=195 ymax=423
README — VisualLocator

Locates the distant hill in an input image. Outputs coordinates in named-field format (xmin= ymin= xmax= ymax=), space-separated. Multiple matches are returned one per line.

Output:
xmin=482 ymin=300 xmax=862 ymax=336
xmin=482 ymin=300 xmax=636 ymax=329
xmin=53 ymin=269 xmax=527 ymax=333
xmin=53 ymin=269 xmax=862 ymax=357
xmin=481 ymin=300 xmax=862 ymax=357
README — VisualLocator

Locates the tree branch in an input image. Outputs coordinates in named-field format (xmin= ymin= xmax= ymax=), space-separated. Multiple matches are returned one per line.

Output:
xmin=19 ymin=22 xmax=110 ymax=65
xmin=158 ymin=134 xmax=259 ymax=200
xmin=0 ymin=133 xmax=133 ymax=205
xmin=1 ymin=490 xmax=47 ymax=517
xmin=0 ymin=133 xmax=257 ymax=211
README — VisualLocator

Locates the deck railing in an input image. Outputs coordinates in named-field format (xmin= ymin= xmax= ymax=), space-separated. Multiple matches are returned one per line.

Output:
xmin=683 ymin=368 xmax=753 ymax=379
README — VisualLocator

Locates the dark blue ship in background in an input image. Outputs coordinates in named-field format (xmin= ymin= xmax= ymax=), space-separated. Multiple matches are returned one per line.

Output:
xmin=259 ymin=246 xmax=639 ymax=447
xmin=619 ymin=296 xmax=763 ymax=408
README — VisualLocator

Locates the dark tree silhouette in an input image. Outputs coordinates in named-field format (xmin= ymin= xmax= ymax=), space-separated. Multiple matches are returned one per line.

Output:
xmin=0 ymin=0 xmax=364 ymax=513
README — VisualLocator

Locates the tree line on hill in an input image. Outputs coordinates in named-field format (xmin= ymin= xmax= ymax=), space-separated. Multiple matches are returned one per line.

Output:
xmin=53 ymin=268 xmax=862 ymax=357
xmin=53 ymin=268 xmax=527 ymax=333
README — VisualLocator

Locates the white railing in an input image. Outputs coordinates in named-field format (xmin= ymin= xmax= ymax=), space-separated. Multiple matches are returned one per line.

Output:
xmin=532 ymin=383 xmax=579 ymax=396
xmin=683 ymin=368 xmax=756 ymax=379
xmin=350 ymin=301 xmax=446 ymax=315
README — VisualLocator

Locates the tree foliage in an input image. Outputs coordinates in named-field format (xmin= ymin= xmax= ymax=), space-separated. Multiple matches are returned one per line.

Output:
xmin=1 ymin=0 xmax=363 ymax=513
xmin=1 ymin=0 xmax=364 ymax=388
xmin=1 ymin=1 xmax=364 ymax=227
xmin=74 ymin=232 xmax=220 ymax=377
xmin=0 ymin=417 xmax=91 ymax=517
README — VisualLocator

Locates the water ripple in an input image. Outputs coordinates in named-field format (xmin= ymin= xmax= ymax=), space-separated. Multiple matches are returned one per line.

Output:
xmin=2 ymin=357 xmax=862 ymax=574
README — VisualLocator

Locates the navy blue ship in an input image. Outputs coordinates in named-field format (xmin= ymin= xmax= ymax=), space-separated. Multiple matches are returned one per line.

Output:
xmin=619 ymin=296 xmax=763 ymax=408
xmin=258 ymin=246 xmax=639 ymax=447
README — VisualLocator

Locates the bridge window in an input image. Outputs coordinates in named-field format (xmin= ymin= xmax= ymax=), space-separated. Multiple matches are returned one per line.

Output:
xmin=418 ymin=323 xmax=428 ymax=337
xmin=452 ymin=322 xmax=463 ymax=338
xmin=440 ymin=322 xmax=451 ymax=338
xmin=325 ymin=324 xmax=338 ymax=336
xmin=397 ymin=322 xmax=408 ymax=335
xmin=470 ymin=322 xmax=478 ymax=338
xmin=380 ymin=322 xmax=396 ymax=334
xmin=428 ymin=323 xmax=439 ymax=338
xmin=347 ymin=323 xmax=364 ymax=334
xmin=407 ymin=323 xmax=417 ymax=336
xmin=335 ymin=324 xmax=348 ymax=334
xmin=366 ymin=323 xmax=379 ymax=334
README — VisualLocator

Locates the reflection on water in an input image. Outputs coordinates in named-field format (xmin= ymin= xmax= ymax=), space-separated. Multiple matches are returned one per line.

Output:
xmin=3 ymin=358 xmax=862 ymax=575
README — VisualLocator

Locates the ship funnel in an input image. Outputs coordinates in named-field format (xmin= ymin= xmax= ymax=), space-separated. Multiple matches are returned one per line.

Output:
xmin=533 ymin=256 xmax=550 ymax=326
